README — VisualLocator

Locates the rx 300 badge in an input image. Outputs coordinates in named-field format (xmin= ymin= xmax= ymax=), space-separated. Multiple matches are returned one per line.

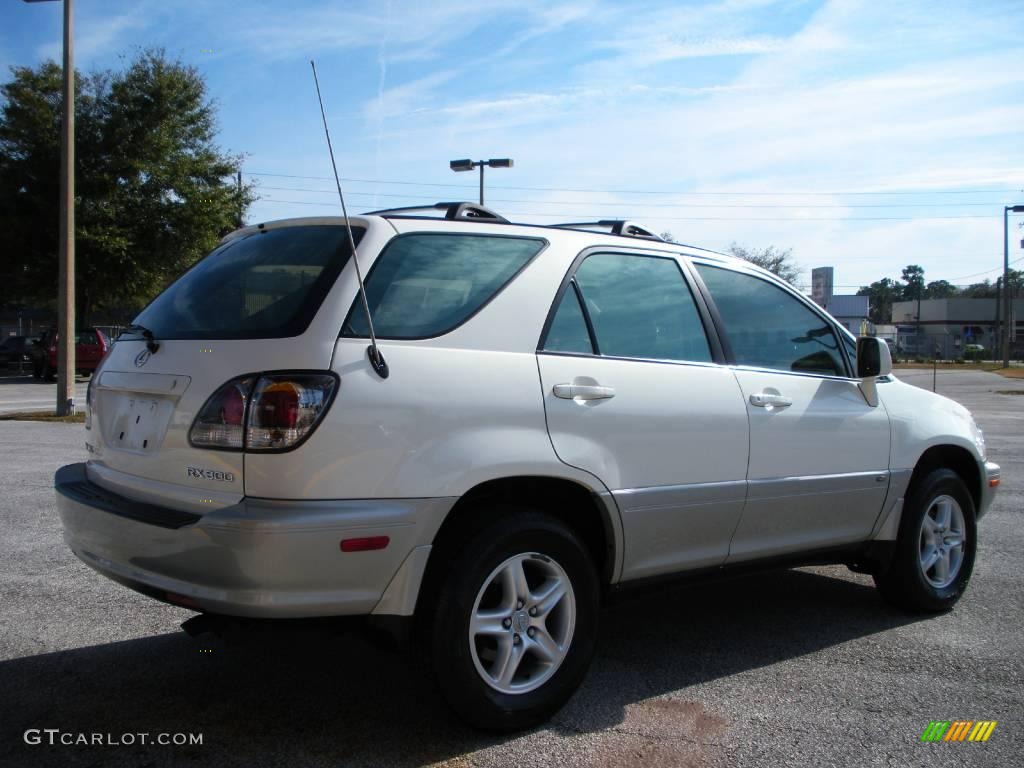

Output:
xmin=186 ymin=466 xmax=235 ymax=483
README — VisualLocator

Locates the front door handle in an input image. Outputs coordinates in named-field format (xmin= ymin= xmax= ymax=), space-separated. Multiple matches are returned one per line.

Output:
xmin=553 ymin=383 xmax=616 ymax=400
xmin=749 ymin=392 xmax=792 ymax=408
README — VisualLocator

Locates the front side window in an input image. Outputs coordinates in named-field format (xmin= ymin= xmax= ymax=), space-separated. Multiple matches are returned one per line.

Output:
xmin=543 ymin=252 xmax=712 ymax=363
xmin=696 ymin=264 xmax=846 ymax=376
xmin=343 ymin=234 xmax=545 ymax=339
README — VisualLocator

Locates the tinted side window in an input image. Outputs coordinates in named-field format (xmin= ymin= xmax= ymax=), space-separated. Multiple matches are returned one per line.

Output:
xmin=344 ymin=234 xmax=544 ymax=339
xmin=565 ymin=253 xmax=712 ymax=362
xmin=696 ymin=265 xmax=846 ymax=376
xmin=544 ymin=284 xmax=594 ymax=354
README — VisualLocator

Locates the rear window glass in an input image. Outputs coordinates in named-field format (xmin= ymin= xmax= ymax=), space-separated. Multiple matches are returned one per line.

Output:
xmin=132 ymin=226 xmax=362 ymax=340
xmin=343 ymin=233 xmax=545 ymax=339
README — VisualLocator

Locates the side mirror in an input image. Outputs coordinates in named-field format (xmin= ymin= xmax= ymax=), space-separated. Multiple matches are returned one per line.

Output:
xmin=856 ymin=336 xmax=892 ymax=379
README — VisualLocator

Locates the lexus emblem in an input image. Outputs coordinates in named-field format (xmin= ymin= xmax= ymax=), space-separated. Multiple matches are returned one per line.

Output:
xmin=134 ymin=349 xmax=151 ymax=368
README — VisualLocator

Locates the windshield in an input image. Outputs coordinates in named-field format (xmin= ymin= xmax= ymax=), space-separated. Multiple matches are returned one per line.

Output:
xmin=132 ymin=225 xmax=363 ymax=340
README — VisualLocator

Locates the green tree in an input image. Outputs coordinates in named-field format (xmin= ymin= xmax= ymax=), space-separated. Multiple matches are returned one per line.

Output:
xmin=901 ymin=264 xmax=925 ymax=326
xmin=727 ymin=243 xmax=801 ymax=284
xmin=961 ymin=280 xmax=998 ymax=298
xmin=925 ymin=279 xmax=957 ymax=299
xmin=856 ymin=277 xmax=904 ymax=324
xmin=0 ymin=49 xmax=255 ymax=325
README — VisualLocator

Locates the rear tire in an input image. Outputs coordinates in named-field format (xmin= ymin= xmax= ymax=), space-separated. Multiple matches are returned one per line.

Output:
xmin=429 ymin=509 xmax=599 ymax=732
xmin=42 ymin=362 xmax=54 ymax=381
xmin=874 ymin=468 xmax=976 ymax=612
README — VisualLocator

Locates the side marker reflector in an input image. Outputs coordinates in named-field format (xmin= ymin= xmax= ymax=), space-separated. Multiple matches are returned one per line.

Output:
xmin=988 ymin=477 xmax=999 ymax=488
xmin=340 ymin=536 xmax=390 ymax=552
xmin=167 ymin=592 xmax=200 ymax=608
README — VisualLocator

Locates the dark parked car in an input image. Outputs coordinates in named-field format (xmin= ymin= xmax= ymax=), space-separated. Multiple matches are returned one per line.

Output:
xmin=30 ymin=328 xmax=111 ymax=379
xmin=0 ymin=336 xmax=31 ymax=368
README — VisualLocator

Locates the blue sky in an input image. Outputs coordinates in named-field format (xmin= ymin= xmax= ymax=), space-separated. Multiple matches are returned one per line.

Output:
xmin=3 ymin=0 xmax=1023 ymax=292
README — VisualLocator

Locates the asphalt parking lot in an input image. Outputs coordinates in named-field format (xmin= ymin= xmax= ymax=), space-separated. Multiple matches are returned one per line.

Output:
xmin=0 ymin=372 xmax=90 ymax=414
xmin=0 ymin=369 xmax=1021 ymax=767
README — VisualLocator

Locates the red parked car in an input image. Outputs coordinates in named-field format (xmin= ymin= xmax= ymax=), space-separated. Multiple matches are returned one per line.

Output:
xmin=32 ymin=328 xmax=111 ymax=380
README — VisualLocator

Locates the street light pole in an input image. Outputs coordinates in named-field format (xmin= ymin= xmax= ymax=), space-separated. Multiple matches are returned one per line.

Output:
xmin=25 ymin=0 xmax=75 ymax=415
xmin=449 ymin=158 xmax=513 ymax=206
xmin=1003 ymin=205 xmax=1024 ymax=368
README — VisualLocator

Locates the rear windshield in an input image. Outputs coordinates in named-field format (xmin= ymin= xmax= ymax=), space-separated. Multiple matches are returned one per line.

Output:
xmin=342 ymin=233 xmax=545 ymax=339
xmin=131 ymin=225 xmax=362 ymax=340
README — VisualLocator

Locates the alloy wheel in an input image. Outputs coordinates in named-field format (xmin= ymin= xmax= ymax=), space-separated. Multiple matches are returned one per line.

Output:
xmin=468 ymin=552 xmax=576 ymax=695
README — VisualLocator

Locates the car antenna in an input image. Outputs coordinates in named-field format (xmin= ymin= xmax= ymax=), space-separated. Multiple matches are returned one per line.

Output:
xmin=310 ymin=60 xmax=389 ymax=379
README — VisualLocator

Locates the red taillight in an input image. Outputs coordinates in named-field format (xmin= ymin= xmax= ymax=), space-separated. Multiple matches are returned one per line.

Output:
xmin=189 ymin=378 xmax=254 ymax=449
xmin=189 ymin=373 xmax=337 ymax=451
xmin=245 ymin=374 xmax=337 ymax=450
xmin=253 ymin=381 xmax=300 ymax=429
xmin=221 ymin=384 xmax=245 ymax=426
xmin=340 ymin=536 xmax=390 ymax=552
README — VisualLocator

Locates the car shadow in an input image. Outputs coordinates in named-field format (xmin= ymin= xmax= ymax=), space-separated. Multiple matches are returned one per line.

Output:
xmin=0 ymin=567 xmax=925 ymax=767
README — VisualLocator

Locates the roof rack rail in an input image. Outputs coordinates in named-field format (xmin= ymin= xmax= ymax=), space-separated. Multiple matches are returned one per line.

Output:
xmin=551 ymin=220 xmax=665 ymax=241
xmin=364 ymin=201 xmax=510 ymax=224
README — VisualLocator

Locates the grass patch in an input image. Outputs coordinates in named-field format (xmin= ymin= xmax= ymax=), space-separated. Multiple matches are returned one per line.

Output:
xmin=894 ymin=363 xmax=1001 ymax=371
xmin=995 ymin=389 xmax=1024 ymax=395
xmin=0 ymin=410 xmax=84 ymax=423
xmin=893 ymin=363 xmax=1024 ymax=376
xmin=994 ymin=367 xmax=1024 ymax=379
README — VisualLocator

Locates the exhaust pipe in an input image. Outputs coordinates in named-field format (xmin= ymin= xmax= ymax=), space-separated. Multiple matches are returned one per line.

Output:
xmin=181 ymin=613 xmax=246 ymax=644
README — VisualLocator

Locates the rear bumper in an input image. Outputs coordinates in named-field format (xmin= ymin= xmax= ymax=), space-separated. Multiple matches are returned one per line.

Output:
xmin=55 ymin=463 xmax=453 ymax=618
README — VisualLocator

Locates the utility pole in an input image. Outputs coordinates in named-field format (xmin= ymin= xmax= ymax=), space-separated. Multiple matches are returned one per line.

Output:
xmin=236 ymin=170 xmax=243 ymax=228
xmin=58 ymin=0 xmax=75 ymax=415
xmin=24 ymin=0 xmax=75 ymax=414
xmin=994 ymin=276 xmax=1002 ymax=358
xmin=1003 ymin=205 xmax=1024 ymax=368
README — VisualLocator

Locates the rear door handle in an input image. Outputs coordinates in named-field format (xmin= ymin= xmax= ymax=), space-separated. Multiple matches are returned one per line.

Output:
xmin=553 ymin=383 xmax=616 ymax=400
xmin=749 ymin=392 xmax=792 ymax=408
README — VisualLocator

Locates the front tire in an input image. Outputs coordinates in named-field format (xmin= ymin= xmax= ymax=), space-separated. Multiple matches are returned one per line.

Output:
xmin=874 ymin=468 xmax=976 ymax=612
xmin=430 ymin=509 xmax=599 ymax=731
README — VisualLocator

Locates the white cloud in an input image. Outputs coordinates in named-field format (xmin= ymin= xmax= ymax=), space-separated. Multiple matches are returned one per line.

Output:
xmin=347 ymin=0 xmax=1024 ymax=289
xmin=36 ymin=13 xmax=145 ymax=64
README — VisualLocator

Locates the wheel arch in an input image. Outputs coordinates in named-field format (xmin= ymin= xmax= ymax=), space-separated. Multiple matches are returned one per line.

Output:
xmin=908 ymin=444 xmax=981 ymax=512
xmin=414 ymin=475 xmax=620 ymax=621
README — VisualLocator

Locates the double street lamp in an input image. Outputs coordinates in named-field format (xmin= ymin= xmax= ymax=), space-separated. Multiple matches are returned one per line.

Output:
xmin=449 ymin=158 xmax=513 ymax=205
xmin=24 ymin=0 xmax=75 ymax=415
xmin=1003 ymin=205 xmax=1024 ymax=368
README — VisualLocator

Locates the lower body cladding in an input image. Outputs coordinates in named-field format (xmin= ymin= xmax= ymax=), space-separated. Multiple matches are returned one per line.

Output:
xmin=55 ymin=463 xmax=454 ymax=619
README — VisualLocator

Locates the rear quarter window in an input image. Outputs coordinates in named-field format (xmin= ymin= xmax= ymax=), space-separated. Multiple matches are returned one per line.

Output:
xmin=343 ymin=233 xmax=545 ymax=339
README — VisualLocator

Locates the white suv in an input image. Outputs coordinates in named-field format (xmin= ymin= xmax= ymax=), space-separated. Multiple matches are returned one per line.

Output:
xmin=56 ymin=203 xmax=999 ymax=730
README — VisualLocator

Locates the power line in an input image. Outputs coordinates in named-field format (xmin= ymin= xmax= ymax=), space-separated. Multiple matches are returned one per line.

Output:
xmin=244 ymin=170 xmax=1021 ymax=198
xmin=255 ymin=185 xmax=1008 ymax=209
xmin=257 ymin=198 xmax=1001 ymax=221
xmin=946 ymin=256 xmax=1024 ymax=282
xmin=791 ymin=256 xmax=1024 ymax=288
